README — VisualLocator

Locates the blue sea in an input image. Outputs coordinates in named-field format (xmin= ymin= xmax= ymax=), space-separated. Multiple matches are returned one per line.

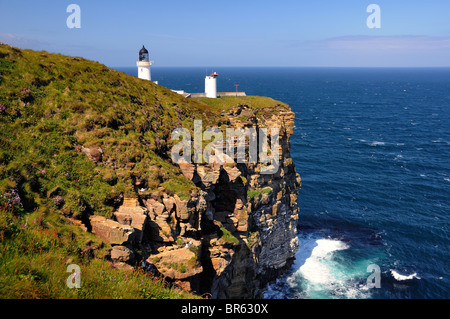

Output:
xmin=116 ymin=67 xmax=450 ymax=299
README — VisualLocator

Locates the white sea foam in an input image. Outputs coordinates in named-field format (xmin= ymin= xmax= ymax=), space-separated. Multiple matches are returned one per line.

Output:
xmin=391 ymin=269 xmax=420 ymax=281
xmin=298 ymin=239 xmax=349 ymax=285
xmin=265 ymin=236 xmax=375 ymax=299
xmin=444 ymin=178 xmax=450 ymax=183
xmin=370 ymin=141 xmax=385 ymax=146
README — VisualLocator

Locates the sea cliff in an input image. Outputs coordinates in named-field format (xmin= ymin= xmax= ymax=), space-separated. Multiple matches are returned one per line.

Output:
xmin=100 ymin=105 xmax=301 ymax=298
xmin=0 ymin=43 xmax=300 ymax=298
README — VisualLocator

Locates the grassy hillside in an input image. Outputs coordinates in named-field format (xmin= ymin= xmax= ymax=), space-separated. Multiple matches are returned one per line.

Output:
xmin=0 ymin=43 xmax=209 ymax=298
xmin=0 ymin=43 xmax=287 ymax=298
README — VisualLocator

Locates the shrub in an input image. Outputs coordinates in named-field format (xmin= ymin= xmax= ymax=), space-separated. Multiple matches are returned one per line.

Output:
xmin=219 ymin=227 xmax=239 ymax=245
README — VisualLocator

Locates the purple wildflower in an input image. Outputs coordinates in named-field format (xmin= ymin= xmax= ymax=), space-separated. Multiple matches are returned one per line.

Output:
xmin=3 ymin=188 xmax=23 ymax=209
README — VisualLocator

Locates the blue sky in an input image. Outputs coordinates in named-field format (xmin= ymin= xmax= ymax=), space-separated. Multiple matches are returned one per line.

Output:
xmin=1 ymin=0 xmax=449 ymax=67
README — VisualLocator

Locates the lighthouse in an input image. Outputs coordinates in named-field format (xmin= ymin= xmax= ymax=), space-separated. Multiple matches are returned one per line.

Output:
xmin=205 ymin=72 xmax=218 ymax=98
xmin=136 ymin=45 xmax=152 ymax=81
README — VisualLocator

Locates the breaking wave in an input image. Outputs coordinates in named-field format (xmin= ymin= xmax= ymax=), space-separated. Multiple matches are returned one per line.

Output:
xmin=264 ymin=233 xmax=379 ymax=299
xmin=390 ymin=270 xmax=420 ymax=281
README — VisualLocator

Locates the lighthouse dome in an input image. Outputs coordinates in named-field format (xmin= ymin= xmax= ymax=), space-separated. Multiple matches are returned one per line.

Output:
xmin=139 ymin=45 xmax=149 ymax=61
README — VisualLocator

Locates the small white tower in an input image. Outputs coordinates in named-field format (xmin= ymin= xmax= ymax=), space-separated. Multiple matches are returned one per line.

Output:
xmin=136 ymin=45 xmax=152 ymax=81
xmin=205 ymin=72 xmax=219 ymax=98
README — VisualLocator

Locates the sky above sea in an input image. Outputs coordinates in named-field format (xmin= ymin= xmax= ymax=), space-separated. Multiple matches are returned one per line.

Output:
xmin=1 ymin=1 xmax=450 ymax=67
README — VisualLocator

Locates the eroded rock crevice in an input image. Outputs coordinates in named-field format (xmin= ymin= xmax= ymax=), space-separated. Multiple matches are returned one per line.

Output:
xmin=78 ymin=106 xmax=301 ymax=298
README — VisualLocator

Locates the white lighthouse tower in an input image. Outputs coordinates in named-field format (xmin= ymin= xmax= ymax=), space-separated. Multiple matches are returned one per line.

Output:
xmin=136 ymin=45 xmax=152 ymax=81
xmin=205 ymin=72 xmax=218 ymax=98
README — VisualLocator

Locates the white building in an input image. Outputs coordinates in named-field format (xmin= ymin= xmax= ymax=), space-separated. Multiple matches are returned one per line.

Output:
xmin=136 ymin=45 xmax=152 ymax=81
xmin=205 ymin=72 xmax=219 ymax=98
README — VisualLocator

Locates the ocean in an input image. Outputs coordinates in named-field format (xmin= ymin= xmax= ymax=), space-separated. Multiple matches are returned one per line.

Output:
xmin=115 ymin=66 xmax=450 ymax=299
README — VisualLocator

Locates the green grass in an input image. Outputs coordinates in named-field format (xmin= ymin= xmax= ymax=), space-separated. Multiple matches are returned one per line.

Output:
xmin=247 ymin=187 xmax=272 ymax=199
xmin=187 ymin=245 xmax=199 ymax=268
xmin=166 ymin=262 xmax=187 ymax=274
xmin=0 ymin=43 xmax=209 ymax=220
xmin=246 ymin=231 xmax=260 ymax=249
xmin=0 ymin=43 xmax=289 ymax=298
xmin=0 ymin=45 xmax=289 ymax=218
xmin=193 ymin=96 xmax=289 ymax=113
xmin=0 ymin=44 xmax=210 ymax=298
xmin=219 ymin=227 xmax=239 ymax=245
xmin=0 ymin=208 xmax=196 ymax=299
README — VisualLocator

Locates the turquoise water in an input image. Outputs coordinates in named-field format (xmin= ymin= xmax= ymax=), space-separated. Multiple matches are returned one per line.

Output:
xmin=116 ymin=67 xmax=450 ymax=299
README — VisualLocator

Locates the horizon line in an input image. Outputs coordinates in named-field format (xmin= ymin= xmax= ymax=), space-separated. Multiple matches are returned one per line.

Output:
xmin=111 ymin=65 xmax=450 ymax=69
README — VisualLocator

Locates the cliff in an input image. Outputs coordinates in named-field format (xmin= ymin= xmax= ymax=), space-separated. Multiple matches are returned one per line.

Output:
xmin=96 ymin=101 xmax=302 ymax=298
xmin=0 ymin=43 xmax=300 ymax=298
xmin=197 ymin=106 xmax=300 ymax=298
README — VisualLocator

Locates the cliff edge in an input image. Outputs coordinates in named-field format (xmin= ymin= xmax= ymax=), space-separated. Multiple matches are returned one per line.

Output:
xmin=0 ymin=43 xmax=300 ymax=298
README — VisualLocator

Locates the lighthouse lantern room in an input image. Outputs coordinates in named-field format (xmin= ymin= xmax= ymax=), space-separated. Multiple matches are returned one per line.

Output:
xmin=137 ymin=45 xmax=152 ymax=81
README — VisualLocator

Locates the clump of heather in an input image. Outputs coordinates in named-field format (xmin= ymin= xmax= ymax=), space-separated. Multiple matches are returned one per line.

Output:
xmin=0 ymin=188 xmax=23 ymax=212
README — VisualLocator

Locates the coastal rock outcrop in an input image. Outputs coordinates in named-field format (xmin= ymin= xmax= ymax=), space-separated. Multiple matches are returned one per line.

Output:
xmin=85 ymin=104 xmax=300 ymax=298
xmin=0 ymin=43 xmax=301 ymax=299
xmin=113 ymin=198 xmax=148 ymax=243
xmin=89 ymin=215 xmax=135 ymax=245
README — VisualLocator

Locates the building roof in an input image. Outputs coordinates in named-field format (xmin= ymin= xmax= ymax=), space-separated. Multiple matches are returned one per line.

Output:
xmin=139 ymin=45 xmax=148 ymax=54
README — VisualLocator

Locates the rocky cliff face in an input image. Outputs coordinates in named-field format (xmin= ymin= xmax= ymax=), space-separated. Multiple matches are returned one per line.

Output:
xmin=86 ymin=104 xmax=301 ymax=298
xmin=0 ymin=44 xmax=301 ymax=299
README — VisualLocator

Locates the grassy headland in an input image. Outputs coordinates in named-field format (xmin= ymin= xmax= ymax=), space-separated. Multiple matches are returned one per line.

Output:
xmin=0 ymin=43 xmax=286 ymax=298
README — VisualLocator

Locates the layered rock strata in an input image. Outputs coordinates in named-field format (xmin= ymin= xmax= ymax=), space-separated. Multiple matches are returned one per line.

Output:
xmin=83 ymin=104 xmax=301 ymax=298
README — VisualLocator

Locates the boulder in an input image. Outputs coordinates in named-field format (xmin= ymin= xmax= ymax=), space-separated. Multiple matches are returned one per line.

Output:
xmin=178 ymin=163 xmax=195 ymax=181
xmin=223 ymin=166 xmax=241 ymax=183
xmin=153 ymin=217 xmax=174 ymax=242
xmin=211 ymin=257 xmax=229 ymax=276
xmin=112 ymin=262 xmax=134 ymax=272
xmin=174 ymin=195 xmax=190 ymax=221
xmin=163 ymin=197 xmax=175 ymax=212
xmin=111 ymin=245 xmax=135 ymax=262
xmin=81 ymin=146 xmax=103 ymax=163
xmin=145 ymin=198 xmax=165 ymax=216
xmin=147 ymin=245 xmax=202 ymax=281
xmin=113 ymin=198 xmax=148 ymax=242
xmin=89 ymin=215 xmax=134 ymax=245
xmin=196 ymin=166 xmax=220 ymax=187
